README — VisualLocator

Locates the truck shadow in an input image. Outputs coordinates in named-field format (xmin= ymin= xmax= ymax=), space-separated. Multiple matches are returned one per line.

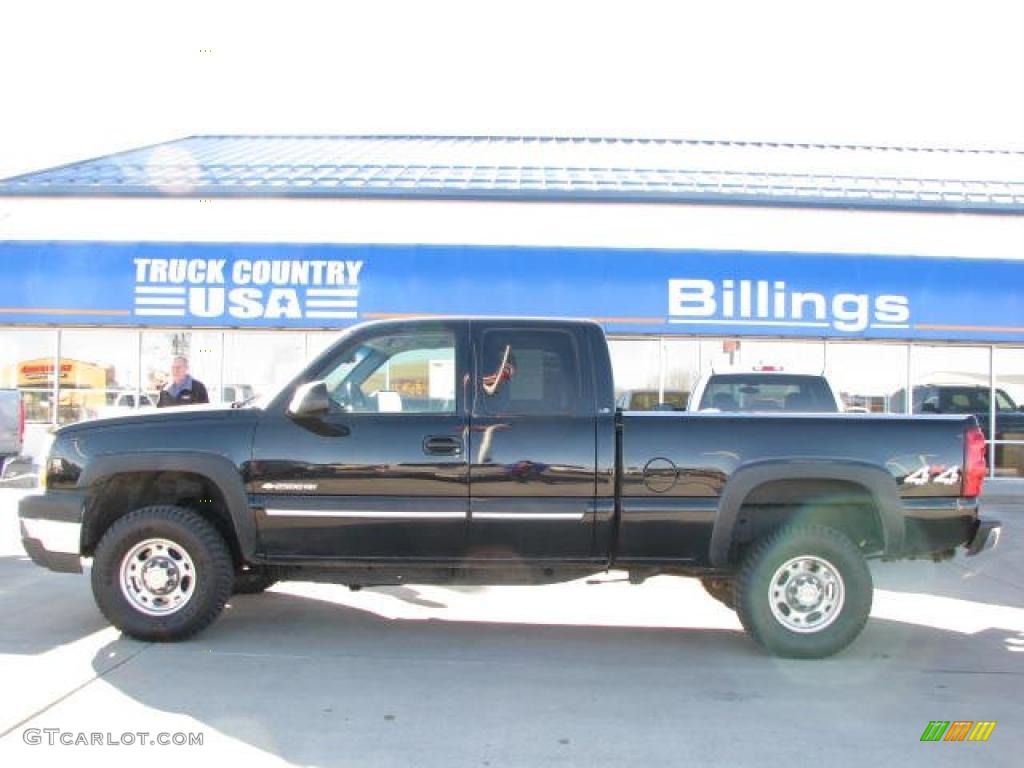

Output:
xmin=870 ymin=551 xmax=1024 ymax=610
xmin=0 ymin=554 xmax=109 ymax=656
xmin=84 ymin=585 xmax=1023 ymax=766
xmin=367 ymin=585 xmax=449 ymax=609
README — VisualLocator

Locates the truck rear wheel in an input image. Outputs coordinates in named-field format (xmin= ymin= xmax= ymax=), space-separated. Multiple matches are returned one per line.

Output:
xmin=735 ymin=524 xmax=872 ymax=659
xmin=91 ymin=505 xmax=234 ymax=641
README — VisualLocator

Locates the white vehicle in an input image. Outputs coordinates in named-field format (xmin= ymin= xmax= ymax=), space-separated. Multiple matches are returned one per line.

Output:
xmin=688 ymin=370 xmax=844 ymax=413
xmin=95 ymin=392 xmax=157 ymax=419
xmin=221 ymin=384 xmax=256 ymax=404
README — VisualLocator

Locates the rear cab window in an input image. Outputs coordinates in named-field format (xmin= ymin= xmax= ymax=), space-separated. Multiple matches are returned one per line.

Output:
xmin=476 ymin=328 xmax=583 ymax=416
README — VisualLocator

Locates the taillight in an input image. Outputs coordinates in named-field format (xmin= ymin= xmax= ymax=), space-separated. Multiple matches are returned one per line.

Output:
xmin=963 ymin=425 xmax=987 ymax=498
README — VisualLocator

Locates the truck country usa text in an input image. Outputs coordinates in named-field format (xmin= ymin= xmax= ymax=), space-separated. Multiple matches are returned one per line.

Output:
xmin=132 ymin=258 xmax=364 ymax=320
xmin=668 ymin=279 xmax=911 ymax=333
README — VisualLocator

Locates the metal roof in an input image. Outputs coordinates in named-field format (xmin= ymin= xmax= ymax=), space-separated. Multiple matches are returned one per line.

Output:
xmin=2 ymin=134 xmax=1023 ymax=213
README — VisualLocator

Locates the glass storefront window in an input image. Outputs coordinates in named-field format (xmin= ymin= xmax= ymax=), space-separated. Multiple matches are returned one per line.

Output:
xmin=0 ymin=323 xmax=1019 ymax=489
xmin=59 ymin=330 xmax=142 ymax=423
xmin=189 ymin=331 xmax=226 ymax=404
xmin=905 ymin=345 xmax=993 ymax=473
xmin=994 ymin=348 xmax=1024 ymax=478
xmin=697 ymin=339 xmax=827 ymax=410
xmin=139 ymin=331 xmax=223 ymax=406
xmin=662 ymin=339 xmax=700 ymax=410
xmin=223 ymin=332 xmax=307 ymax=403
xmin=141 ymin=331 xmax=215 ymax=406
xmin=0 ymin=330 xmax=57 ymax=422
xmin=698 ymin=339 xmax=826 ymax=377
xmin=902 ymin=345 xmax=991 ymax=415
xmin=306 ymin=331 xmax=344 ymax=362
xmin=608 ymin=337 xmax=662 ymax=409
xmin=908 ymin=346 xmax=990 ymax=399
xmin=826 ymin=342 xmax=910 ymax=413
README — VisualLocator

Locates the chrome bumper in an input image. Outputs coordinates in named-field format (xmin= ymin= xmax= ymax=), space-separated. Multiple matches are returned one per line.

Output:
xmin=18 ymin=492 xmax=85 ymax=574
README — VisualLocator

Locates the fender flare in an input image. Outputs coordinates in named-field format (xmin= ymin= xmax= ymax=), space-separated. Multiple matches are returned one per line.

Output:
xmin=79 ymin=452 xmax=256 ymax=559
xmin=709 ymin=459 xmax=905 ymax=567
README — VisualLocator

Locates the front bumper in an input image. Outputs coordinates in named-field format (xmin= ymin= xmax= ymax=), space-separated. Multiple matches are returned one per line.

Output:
xmin=18 ymin=492 xmax=87 ymax=574
xmin=965 ymin=519 xmax=1002 ymax=557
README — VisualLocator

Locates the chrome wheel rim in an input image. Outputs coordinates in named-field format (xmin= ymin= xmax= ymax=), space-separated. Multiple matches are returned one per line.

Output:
xmin=768 ymin=555 xmax=845 ymax=634
xmin=119 ymin=538 xmax=197 ymax=617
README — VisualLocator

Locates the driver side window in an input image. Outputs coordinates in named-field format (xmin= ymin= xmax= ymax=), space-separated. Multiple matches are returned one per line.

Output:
xmin=323 ymin=330 xmax=456 ymax=414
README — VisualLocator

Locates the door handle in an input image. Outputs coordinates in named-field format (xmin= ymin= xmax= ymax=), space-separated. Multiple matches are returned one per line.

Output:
xmin=423 ymin=436 xmax=463 ymax=456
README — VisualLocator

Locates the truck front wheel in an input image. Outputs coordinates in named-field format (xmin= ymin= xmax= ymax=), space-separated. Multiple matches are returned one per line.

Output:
xmin=735 ymin=524 xmax=872 ymax=659
xmin=91 ymin=505 xmax=234 ymax=641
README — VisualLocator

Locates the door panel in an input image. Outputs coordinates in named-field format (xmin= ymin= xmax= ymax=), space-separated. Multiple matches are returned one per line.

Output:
xmin=250 ymin=321 xmax=470 ymax=560
xmin=467 ymin=325 xmax=597 ymax=561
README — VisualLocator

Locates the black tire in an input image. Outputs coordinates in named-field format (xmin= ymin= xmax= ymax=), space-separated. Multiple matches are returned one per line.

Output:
xmin=233 ymin=571 xmax=278 ymax=595
xmin=91 ymin=505 xmax=234 ymax=641
xmin=735 ymin=524 xmax=872 ymax=659
xmin=700 ymin=577 xmax=736 ymax=610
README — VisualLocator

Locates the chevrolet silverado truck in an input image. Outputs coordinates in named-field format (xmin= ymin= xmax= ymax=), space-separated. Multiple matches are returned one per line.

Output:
xmin=19 ymin=318 xmax=1002 ymax=658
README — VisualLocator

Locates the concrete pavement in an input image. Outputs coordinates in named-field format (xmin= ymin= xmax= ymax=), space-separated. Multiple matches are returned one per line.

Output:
xmin=0 ymin=488 xmax=1021 ymax=767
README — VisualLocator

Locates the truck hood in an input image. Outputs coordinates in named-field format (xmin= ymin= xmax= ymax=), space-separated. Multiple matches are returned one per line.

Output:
xmin=55 ymin=403 xmax=257 ymax=436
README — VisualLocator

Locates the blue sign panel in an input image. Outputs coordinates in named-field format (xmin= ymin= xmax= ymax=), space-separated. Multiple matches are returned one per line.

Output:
xmin=0 ymin=241 xmax=1022 ymax=342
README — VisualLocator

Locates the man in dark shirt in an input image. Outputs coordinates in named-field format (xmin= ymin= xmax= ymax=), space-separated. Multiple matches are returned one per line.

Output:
xmin=157 ymin=356 xmax=210 ymax=407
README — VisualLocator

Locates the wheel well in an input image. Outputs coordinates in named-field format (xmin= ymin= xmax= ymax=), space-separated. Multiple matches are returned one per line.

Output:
xmin=82 ymin=471 xmax=241 ymax=565
xmin=730 ymin=479 xmax=885 ymax=560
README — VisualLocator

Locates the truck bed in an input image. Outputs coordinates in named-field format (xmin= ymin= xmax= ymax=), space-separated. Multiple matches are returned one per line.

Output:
xmin=609 ymin=411 xmax=975 ymax=566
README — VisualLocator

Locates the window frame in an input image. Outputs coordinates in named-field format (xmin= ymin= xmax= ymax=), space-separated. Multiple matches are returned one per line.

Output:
xmin=302 ymin=322 xmax=466 ymax=418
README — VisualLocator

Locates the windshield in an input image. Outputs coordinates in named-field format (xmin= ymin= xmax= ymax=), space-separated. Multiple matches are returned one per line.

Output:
xmin=922 ymin=386 xmax=1018 ymax=414
xmin=323 ymin=344 xmax=373 ymax=396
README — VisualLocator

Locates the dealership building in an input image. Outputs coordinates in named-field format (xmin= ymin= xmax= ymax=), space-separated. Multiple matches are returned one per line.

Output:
xmin=1 ymin=135 xmax=1022 ymax=479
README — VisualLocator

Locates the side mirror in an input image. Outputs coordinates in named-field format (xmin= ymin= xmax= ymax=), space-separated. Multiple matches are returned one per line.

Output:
xmin=288 ymin=381 xmax=330 ymax=418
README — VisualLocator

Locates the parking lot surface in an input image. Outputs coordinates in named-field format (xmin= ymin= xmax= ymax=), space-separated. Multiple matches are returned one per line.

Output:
xmin=0 ymin=488 xmax=1021 ymax=767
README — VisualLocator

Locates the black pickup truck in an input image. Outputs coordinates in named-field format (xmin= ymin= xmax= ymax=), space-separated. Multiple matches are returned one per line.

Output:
xmin=19 ymin=318 xmax=1001 ymax=658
